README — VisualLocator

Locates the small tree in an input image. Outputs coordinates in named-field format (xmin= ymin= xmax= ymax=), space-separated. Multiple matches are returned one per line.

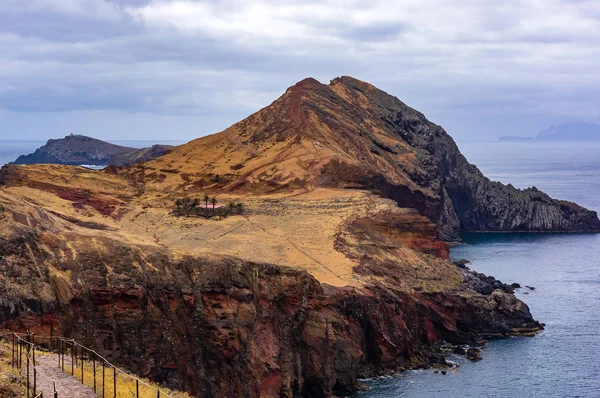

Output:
xmin=235 ymin=203 xmax=244 ymax=214
xmin=211 ymin=197 xmax=217 ymax=210
xmin=204 ymin=195 xmax=209 ymax=209
xmin=181 ymin=197 xmax=191 ymax=215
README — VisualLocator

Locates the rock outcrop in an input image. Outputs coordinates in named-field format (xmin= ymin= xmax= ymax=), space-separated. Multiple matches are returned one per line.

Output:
xmin=11 ymin=134 xmax=171 ymax=166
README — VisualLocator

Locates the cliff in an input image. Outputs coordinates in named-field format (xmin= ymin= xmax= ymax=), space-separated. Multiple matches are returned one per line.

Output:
xmin=0 ymin=208 xmax=540 ymax=397
xmin=11 ymin=134 xmax=171 ymax=166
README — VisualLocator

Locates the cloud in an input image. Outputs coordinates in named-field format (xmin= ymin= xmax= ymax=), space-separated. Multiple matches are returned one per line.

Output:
xmin=1 ymin=0 xmax=599 ymax=140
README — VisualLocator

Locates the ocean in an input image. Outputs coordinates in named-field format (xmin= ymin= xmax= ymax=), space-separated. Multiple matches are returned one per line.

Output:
xmin=0 ymin=140 xmax=187 ymax=167
xmin=356 ymin=141 xmax=600 ymax=398
xmin=0 ymin=141 xmax=45 ymax=167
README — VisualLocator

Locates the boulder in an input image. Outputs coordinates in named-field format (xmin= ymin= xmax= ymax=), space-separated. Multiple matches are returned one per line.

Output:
xmin=466 ymin=348 xmax=482 ymax=361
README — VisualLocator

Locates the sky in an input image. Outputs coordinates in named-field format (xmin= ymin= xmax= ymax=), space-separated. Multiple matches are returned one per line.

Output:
xmin=1 ymin=0 xmax=599 ymax=143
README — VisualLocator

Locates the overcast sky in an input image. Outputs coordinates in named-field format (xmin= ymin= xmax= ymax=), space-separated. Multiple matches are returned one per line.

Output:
xmin=1 ymin=0 xmax=599 ymax=142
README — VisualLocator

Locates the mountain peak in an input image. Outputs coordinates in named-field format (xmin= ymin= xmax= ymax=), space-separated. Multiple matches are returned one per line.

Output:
xmin=140 ymin=76 xmax=600 ymax=238
xmin=330 ymin=75 xmax=374 ymax=90
xmin=292 ymin=76 xmax=322 ymax=88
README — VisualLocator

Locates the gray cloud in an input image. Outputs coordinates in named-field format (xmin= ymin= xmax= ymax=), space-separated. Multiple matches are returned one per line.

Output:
xmin=0 ymin=0 xmax=599 ymax=141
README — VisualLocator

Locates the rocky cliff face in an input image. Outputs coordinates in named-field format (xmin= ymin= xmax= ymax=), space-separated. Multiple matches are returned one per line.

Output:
xmin=0 ymin=230 xmax=540 ymax=398
xmin=351 ymin=78 xmax=600 ymax=238
xmin=11 ymin=134 xmax=171 ymax=166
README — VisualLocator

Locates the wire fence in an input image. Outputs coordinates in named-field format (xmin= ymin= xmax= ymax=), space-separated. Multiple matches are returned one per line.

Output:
xmin=1 ymin=331 xmax=174 ymax=398
xmin=0 ymin=332 xmax=58 ymax=398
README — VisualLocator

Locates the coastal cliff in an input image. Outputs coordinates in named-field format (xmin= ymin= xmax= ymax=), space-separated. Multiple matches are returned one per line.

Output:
xmin=0 ymin=228 xmax=539 ymax=397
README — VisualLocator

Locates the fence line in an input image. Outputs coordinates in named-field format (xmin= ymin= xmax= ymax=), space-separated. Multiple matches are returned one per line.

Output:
xmin=1 ymin=331 xmax=174 ymax=398
xmin=0 ymin=332 xmax=58 ymax=398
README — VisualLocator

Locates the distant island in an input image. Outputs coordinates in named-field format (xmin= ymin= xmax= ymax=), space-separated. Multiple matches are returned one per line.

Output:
xmin=498 ymin=136 xmax=534 ymax=142
xmin=11 ymin=133 xmax=172 ymax=166
xmin=499 ymin=122 xmax=600 ymax=142
xmin=537 ymin=123 xmax=600 ymax=141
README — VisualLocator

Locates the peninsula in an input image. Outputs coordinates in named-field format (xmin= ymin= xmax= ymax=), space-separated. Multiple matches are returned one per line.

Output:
xmin=11 ymin=133 xmax=172 ymax=166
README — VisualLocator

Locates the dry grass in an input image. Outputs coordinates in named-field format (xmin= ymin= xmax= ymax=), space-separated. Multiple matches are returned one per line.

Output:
xmin=1 ymin=156 xmax=460 ymax=293
xmin=62 ymin=357 xmax=190 ymax=398
xmin=2 ymin=180 xmax=460 ymax=291
xmin=119 ymin=188 xmax=389 ymax=286
xmin=0 ymin=340 xmax=25 ymax=398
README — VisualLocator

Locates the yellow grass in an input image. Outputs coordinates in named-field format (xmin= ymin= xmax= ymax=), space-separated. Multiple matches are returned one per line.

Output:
xmin=74 ymin=358 xmax=190 ymax=398
xmin=0 ymin=340 xmax=26 ymax=397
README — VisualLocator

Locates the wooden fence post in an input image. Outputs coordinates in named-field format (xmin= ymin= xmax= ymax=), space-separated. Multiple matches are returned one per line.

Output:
xmin=93 ymin=354 xmax=96 ymax=392
xmin=11 ymin=334 xmax=15 ymax=368
xmin=102 ymin=362 xmax=105 ymax=398
xmin=81 ymin=346 xmax=84 ymax=383
xmin=26 ymin=346 xmax=30 ymax=398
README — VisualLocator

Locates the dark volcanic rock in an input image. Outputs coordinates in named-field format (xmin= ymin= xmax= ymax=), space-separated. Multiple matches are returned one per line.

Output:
xmin=11 ymin=134 xmax=171 ymax=166
xmin=466 ymin=347 xmax=482 ymax=361
xmin=327 ymin=77 xmax=600 ymax=239
xmin=454 ymin=259 xmax=471 ymax=269
xmin=461 ymin=269 xmax=518 ymax=295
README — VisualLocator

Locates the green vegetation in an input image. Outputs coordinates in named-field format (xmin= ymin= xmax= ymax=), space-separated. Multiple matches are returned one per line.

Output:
xmin=173 ymin=197 xmax=244 ymax=219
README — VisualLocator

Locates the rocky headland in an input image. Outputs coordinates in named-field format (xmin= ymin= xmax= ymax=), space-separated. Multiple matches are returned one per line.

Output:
xmin=1 ymin=76 xmax=598 ymax=397
xmin=11 ymin=133 xmax=172 ymax=166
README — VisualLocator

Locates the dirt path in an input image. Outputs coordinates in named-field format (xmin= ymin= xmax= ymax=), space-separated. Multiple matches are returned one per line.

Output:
xmin=29 ymin=355 xmax=96 ymax=398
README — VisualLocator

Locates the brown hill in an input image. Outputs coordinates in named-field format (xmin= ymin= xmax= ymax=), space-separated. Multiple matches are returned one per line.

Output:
xmin=131 ymin=76 xmax=600 ymax=240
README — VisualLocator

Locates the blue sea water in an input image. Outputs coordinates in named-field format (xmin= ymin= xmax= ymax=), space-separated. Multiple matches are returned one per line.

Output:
xmin=0 ymin=141 xmax=45 ymax=167
xmin=0 ymin=140 xmax=186 ymax=167
xmin=356 ymin=141 xmax=600 ymax=398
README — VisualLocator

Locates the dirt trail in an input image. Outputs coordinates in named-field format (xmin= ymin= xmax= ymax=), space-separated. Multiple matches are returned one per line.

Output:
xmin=28 ymin=355 xmax=96 ymax=398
